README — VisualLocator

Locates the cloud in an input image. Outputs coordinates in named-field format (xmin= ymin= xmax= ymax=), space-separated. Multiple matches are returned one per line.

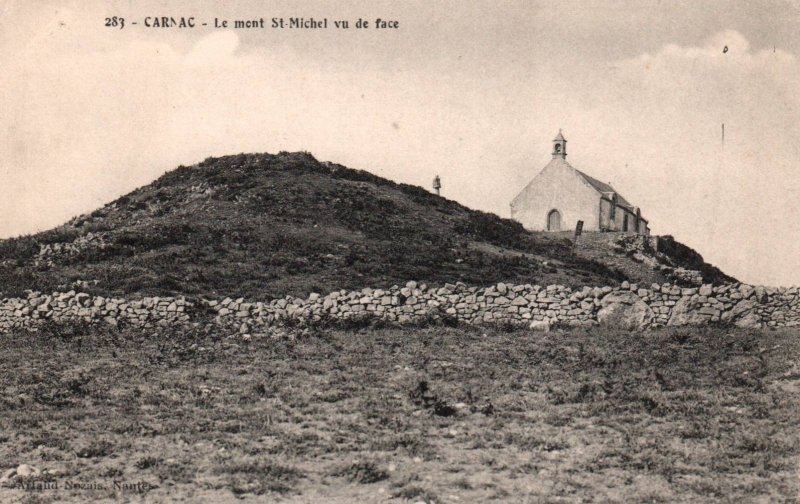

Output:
xmin=569 ymin=30 xmax=800 ymax=285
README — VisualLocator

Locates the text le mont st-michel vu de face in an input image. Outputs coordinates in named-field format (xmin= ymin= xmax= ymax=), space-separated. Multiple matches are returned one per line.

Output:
xmin=107 ymin=16 xmax=399 ymax=30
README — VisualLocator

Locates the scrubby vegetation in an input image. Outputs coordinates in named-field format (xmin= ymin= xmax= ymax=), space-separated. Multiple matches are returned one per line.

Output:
xmin=0 ymin=323 xmax=797 ymax=502
xmin=656 ymin=235 xmax=735 ymax=285
xmin=0 ymin=151 xmax=723 ymax=300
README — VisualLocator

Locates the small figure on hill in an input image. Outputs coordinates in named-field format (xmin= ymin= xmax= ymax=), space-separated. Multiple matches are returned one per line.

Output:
xmin=433 ymin=175 xmax=442 ymax=196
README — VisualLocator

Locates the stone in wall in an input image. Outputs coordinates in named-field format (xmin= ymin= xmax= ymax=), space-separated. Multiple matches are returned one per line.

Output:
xmin=668 ymin=297 xmax=713 ymax=326
xmin=597 ymin=291 xmax=654 ymax=330
xmin=720 ymin=299 xmax=761 ymax=328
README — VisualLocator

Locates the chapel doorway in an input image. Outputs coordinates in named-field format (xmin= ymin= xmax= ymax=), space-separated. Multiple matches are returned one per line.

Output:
xmin=547 ymin=209 xmax=561 ymax=231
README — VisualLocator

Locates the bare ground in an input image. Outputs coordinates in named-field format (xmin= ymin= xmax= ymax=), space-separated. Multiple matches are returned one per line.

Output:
xmin=0 ymin=322 xmax=798 ymax=503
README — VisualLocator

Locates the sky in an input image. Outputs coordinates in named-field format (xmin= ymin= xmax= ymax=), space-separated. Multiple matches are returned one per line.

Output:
xmin=1 ymin=0 xmax=799 ymax=286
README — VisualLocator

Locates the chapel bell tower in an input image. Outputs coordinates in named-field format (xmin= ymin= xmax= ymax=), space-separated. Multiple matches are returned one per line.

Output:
xmin=552 ymin=129 xmax=567 ymax=159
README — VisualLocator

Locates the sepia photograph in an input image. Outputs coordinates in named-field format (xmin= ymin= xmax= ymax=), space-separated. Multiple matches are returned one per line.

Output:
xmin=1 ymin=0 xmax=799 ymax=502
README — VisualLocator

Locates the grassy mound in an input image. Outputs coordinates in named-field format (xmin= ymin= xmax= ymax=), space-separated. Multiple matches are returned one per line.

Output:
xmin=0 ymin=152 xmax=623 ymax=299
xmin=0 ymin=151 xmax=730 ymax=300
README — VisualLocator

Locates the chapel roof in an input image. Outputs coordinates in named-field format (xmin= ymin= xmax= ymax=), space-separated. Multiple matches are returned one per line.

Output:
xmin=574 ymin=168 xmax=634 ymax=209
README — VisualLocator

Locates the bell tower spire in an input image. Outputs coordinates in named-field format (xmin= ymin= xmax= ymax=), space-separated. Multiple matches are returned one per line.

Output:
xmin=552 ymin=129 xmax=567 ymax=159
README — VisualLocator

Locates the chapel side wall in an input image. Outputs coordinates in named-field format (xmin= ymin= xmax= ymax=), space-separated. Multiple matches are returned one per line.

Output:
xmin=604 ymin=204 xmax=646 ymax=234
xmin=600 ymin=199 xmax=612 ymax=230
xmin=511 ymin=165 xmax=601 ymax=232
xmin=615 ymin=206 xmax=626 ymax=232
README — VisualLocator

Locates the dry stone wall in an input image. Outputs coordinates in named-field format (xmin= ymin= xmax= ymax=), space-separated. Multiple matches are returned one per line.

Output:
xmin=1 ymin=281 xmax=798 ymax=333
xmin=36 ymin=232 xmax=109 ymax=267
xmin=0 ymin=292 xmax=192 ymax=331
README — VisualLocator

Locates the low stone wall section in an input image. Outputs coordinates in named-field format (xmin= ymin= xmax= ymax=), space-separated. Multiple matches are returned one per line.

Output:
xmin=0 ymin=292 xmax=192 ymax=331
xmin=0 ymin=281 xmax=798 ymax=332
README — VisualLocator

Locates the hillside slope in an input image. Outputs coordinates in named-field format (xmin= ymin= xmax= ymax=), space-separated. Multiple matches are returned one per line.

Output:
xmin=0 ymin=152 xmax=733 ymax=299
